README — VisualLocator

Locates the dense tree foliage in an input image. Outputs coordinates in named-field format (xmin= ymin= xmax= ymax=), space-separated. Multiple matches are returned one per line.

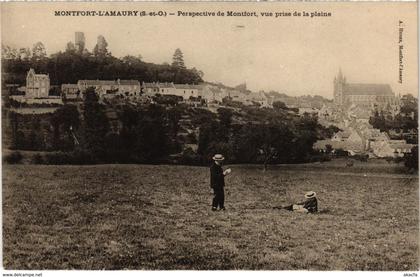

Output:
xmin=81 ymin=88 xmax=110 ymax=157
xmin=51 ymin=104 xmax=80 ymax=150
xmin=196 ymin=105 xmax=322 ymax=167
xmin=2 ymin=45 xmax=203 ymax=85
xmin=6 ymin=99 xmax=334 ymax=165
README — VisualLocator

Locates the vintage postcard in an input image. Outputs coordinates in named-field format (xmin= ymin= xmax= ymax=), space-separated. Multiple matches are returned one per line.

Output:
xmin=0 ymin=1 xmax=418 ymax=273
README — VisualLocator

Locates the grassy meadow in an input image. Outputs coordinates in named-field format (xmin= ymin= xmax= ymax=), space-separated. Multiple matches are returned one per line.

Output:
xmin=3 ymin=160 xmax=419 ymax=270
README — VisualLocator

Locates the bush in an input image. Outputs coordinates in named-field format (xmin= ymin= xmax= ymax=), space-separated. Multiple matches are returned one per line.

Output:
xmin=69 ymin=150 xmax=97 ymax=165
xmin=44 ymin=152 xmax=73 ymax=165
xmin=384 ymin=156 xmax=404 ymax=164
xmin=333 ymin=148 xmax=349 ymax=157
xmin=309 ymin=154 xmax=331 ymax=163
xmin=351 ymin=154 xmax=369 ymax=162
xmin=4 ymin=151 xmax=23 ymax=164
xmin=404 ymin=146 xmax=418 ymax=171
xmin=32 ymin=154 xmax=44 ymax=164
xmin=179 ymin=148 xmax=202 ymax=165
xmin=44 ymin=150 xmax=97 ymax=165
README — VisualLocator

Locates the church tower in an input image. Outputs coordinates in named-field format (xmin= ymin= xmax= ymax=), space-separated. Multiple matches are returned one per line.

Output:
xmin=334 ymin=68 xmax=345 ymax=105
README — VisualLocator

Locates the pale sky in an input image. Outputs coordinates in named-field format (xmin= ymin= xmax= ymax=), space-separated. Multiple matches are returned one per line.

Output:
xmin=1 ymin=2 xmax=418 ymax=99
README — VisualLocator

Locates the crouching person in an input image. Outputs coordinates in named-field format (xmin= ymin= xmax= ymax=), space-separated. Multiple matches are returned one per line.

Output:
xmin=281 ymin=191 xmax=318 ymax=213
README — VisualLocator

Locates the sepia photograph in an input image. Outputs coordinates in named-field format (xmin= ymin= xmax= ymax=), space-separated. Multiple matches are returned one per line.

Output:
xmin=0 ymin=1 xmax=418 ymax=272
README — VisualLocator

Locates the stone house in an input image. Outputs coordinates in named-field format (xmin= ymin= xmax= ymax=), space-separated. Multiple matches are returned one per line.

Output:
xmin=247 ymin=91 xmax=270 ymax=107
xmin=61 ymin=84 xmax=80 ymax=99
xmin=174 ymin=84 xmax=200 ymax=100
xmin=142 ymin=82 xmax=160 ymax=95
xmin=26 ymin=68 xmax=50 ymax=98
xmin=199 ymin=84 xmax=225 ymax=103
xmin=156 ymin=82 xmax=177 ymax=96
xmin=77 ymin=79 xmax=140 ymax=98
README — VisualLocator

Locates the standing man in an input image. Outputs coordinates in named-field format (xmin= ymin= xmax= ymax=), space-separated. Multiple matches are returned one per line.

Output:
xmin=210 ymin=154 xmax=231 ymax=211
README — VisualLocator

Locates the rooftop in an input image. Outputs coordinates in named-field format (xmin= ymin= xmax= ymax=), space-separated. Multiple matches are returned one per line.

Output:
xmin=344 ymin=83 xmax=394 ymax=96
xmin=157 ymin=82 xmax=175 ymax=89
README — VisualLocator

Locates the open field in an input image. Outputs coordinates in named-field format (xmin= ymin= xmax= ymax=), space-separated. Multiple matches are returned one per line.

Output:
xmin=3 ymin=161 xmax=419 ymax=270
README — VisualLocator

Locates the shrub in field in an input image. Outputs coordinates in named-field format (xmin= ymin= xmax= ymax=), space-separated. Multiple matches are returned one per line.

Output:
xmin=44 ymin=150 xmax=97 ymax=165
xmin=394 ymin=156 xmax=405 ymax=163
xmin=4 ymin=151 xmax=23 ymax=164
xmin=309 ymin=154 xmax=331 ymax=163
xmin=404 ymin=146 xmax=418 ymax=171
xmin=333 ymin=148 xmax=349 ymax=157
xmin=70 ymin=150 xmax=97 ymax=165
xmin=179 ymin=147 xmax=201 ymax=165
xmin=325 ymin=144 xmax=333 ymax=154
xmin=82 ymin=89 xmax=110 ymax=156
xmin=44 ymin=152 xmax=73 ymax=165
xmin=351 ymin=154 xmax=369 ymax=162
xmin=384 ymin=156 xmax=405 ymax=164
xmin=31 ymin=153 xmax=44 ymax=164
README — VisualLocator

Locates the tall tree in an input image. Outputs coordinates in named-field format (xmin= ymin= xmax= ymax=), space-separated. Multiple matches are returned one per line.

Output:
xmin=122 ymin=55 xmax=142 ymax=65
xmin=273 ymin=101 xmax=288 ymax=111
xmin=134 ymin=105 xmax=171 ymax=162
xmin=32 ymin=42 xmax=47 ymax=60
xmin=82 ymin=88 xmax=110 ymax=156
xmin=400 ymin=94 xmax=418 ymax=119
xmin=50 ymin=105 xmax=80 ymax=151
xmin=93 ymin=35 xmax=109 ymax=57
xmin=18 ymin=48 xmax=31 ymax=60
xmin=2 ymin=45 xmax=19 ymax=60
xmin=172 ymin=48 xmax=186 ymax=69
xmin=65 ymin=42 xmax=76 ymax=53
xmin=191 ymin=67 xmax=204 ymax=79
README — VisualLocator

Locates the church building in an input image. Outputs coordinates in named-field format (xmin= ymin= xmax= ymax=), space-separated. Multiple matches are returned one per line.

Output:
xmin=333 ymin=69 xmax=396 ymax=108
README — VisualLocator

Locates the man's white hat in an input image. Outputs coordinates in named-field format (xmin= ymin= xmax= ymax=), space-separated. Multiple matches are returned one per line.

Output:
xmin=305 ymin=191 xmax=317 ymax=199
xmin=212 ymin=154 xmax=225 ymax=161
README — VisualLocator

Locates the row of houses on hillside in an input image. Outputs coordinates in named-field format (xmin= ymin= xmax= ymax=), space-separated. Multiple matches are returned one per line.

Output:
xmin=143 ymin=82 xmax=273 ymax=107
xmin=142 ymin=82 xmax=200 ymax=100
xmin=62 ymin=79 xmax=141 ymax=100
xmin=9 ymin=69 xmax=275 ymax=108
xmin=314 ymin=121 xmax=415 ymax=157
xmin=62 ymin=80 xmax=274 ymax=107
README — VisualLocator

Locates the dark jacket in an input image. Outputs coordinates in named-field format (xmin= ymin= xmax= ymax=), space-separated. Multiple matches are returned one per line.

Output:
xmin=210 ymin=163 xmax=225 ymax=189
xmin=298 ymin=197 xmax=318 ymax=213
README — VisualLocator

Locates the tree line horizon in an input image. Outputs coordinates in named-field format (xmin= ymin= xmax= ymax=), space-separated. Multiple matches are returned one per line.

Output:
xmin=2 ymin=36 xmax=204 ymax=87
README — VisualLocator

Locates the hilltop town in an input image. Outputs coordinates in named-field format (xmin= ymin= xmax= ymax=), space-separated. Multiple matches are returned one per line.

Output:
xmin=1 ymin=32 xmax=418 ymax=164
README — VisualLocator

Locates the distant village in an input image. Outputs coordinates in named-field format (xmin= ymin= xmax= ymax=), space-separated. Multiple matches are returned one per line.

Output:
xmin=3 ymin=32 xmax=418 ymax=160
xmin=314 ymin=69 xmax=416 ymax=158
